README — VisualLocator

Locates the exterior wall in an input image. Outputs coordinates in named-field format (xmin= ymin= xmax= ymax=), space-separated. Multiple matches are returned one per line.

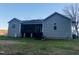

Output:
xmin=8 ymin=20 xmax=21 ymax=37
xmin=42 ymin=14 xmax=72 ymax=39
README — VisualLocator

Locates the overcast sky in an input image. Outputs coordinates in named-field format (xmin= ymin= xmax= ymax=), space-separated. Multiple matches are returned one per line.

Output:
xmin=0 ymin=3 xmax=71 ymax=29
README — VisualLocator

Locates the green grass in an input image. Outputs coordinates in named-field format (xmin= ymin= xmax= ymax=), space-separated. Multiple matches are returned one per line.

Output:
xmin=0 ymin=36 xmax=79 ymax=54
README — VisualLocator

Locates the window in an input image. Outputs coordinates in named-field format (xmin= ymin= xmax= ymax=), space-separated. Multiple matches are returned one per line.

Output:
xmin=53 ymin=23 xmax=57 ymax=30
xmin=54 ymin=26 xmax=57 ymax=30
xmin=12 ymin=24 xmax=16 ymax=28
xmin=54 ymin=23 xmax=56 ymax=25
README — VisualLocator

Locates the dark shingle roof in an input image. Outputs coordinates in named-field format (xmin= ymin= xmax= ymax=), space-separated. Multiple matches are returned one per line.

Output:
xmin=8 ymin=18 xmax=21 ymax=23
xmin=22 ymin=19 xmax=43 ymax=24
xmin=44 ymin=12 xmax=71 ymax=21
xmin=9 ymin=18 xmax=43 ymax=24
xmin=9 ymin=12 xmax=71 ymax=24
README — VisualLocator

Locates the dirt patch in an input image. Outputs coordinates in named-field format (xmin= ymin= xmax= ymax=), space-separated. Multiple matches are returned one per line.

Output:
xmin=0 ymin=40 xmax=21 ymax=46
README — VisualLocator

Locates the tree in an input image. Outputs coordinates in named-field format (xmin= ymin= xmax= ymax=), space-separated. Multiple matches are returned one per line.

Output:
xmin=63 ymin=4 xmax=79 ymax=37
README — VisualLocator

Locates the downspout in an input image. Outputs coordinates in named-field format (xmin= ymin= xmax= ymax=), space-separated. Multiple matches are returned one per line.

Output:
xmin=19 ymin=22 xmax=21 ymax=37
xmin=71 ymin=20 xmax=73 ymax=39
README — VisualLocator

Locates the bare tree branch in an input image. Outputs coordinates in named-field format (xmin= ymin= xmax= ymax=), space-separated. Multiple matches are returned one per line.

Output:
xmin=63 ymin=4 xmax=79 ymax=36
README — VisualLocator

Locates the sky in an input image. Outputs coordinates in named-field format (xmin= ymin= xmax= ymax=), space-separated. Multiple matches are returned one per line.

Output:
xmin=0 ymin=3 xmax=71 ymax=29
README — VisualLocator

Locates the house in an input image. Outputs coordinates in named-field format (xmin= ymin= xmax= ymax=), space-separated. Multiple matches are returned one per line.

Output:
xmin=8 ymin=12 xmax=78 ymax=39
xmin=43 ymin=12 xmax=72 ymax=39
xmin=8 ymin=18 xmax=43 ymax=38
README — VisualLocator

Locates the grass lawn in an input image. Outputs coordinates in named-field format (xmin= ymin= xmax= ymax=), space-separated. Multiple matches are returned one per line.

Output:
xmin=0 ymin=36 xmax=79 ymax=55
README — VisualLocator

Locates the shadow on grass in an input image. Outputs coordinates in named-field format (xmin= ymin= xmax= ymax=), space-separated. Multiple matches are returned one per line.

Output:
xmin=0 ymin=36 xmax=79 ymax=43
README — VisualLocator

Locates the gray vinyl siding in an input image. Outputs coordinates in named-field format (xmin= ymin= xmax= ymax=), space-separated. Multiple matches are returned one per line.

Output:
xmin=8 ymin=20 xmax=21 ymax=37
xmin=42 ymin=14 xmax=72 ymax=39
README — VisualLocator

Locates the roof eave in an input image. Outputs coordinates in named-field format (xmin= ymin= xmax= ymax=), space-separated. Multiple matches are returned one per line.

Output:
xmin=44 ymin=12 xmax=71 ymax=21
xmin=8 ymin=18 xmax=21 ymax=23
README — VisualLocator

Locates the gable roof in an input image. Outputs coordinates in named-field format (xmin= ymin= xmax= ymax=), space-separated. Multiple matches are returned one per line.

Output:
xmin=22 ymin=19 xmax=43 ymax=24
xmin=9 ymin=18 xmax=43 ymax=24
xmin=8 ymin=18 xmax=21 ymax=23
xmin=8 ymin=12 xmax=71 ymax=24
xmin=44 ymin=12 xmax=71 ymax=21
